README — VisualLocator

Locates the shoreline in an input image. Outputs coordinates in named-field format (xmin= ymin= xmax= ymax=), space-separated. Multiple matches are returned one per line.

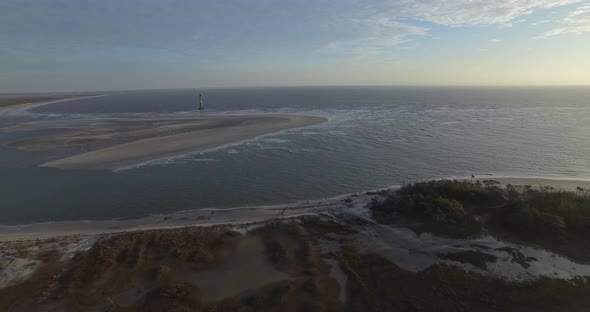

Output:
xmin=0 ymin=191 xmax=370 ymax=242
xmin=0 ymin=94 xmax=106 ymax=114
xmin=1 ymin=176 xmax=589 ymax=242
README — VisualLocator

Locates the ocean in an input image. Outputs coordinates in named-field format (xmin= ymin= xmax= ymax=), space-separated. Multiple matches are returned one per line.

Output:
xmin=0 ymin=86 xmax=589 ymax=225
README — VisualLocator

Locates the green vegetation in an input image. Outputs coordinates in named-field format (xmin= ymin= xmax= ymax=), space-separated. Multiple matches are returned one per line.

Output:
xmin=374 ymin=193 xmax=466 ymax=223
xmin=372 ymin=180 xmax=503 ymax=224
xmin=495 ymin=186 xmax=590 ymax=242
xmin=371 ymin=180 xmax=590 ymax=259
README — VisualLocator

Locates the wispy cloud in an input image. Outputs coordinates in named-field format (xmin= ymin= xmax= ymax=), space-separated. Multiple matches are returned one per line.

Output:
xmin=489 ymin=39 xmax=502 ymax=43
xmin=319 ymin=0 xmax=582 ymax=54
xmin=532 ymin=19 xmax=554 ymax=25
xmin=318 ymin=19 xmax=428 ymax=57
xmin=0 ymin=0 xmax=584 ymax=58
xmin=536 ymin=2 xmax=590 ymax=38
xmin=379 ymin=0 xmax=582 ymax=26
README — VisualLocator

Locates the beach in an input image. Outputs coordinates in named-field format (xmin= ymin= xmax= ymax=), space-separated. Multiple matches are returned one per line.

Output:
xmin=5 ymin=114 xmax=327 ymax=170
xmin=2 ymin=177 xmax=589 ymax=242
xmin=492 ymin=177 xmax=590 ymax=191
xmin=2 ymin=179 xmax=590 ymax=311
xmin=0 ymin=191 xmax=362 ymax=242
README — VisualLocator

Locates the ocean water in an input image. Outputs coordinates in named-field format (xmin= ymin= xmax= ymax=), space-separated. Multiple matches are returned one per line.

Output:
xmin=0 ymin=86 xmax=589 ymax=225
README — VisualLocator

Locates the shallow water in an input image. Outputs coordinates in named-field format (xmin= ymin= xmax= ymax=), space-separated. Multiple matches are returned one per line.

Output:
xmin=0 ymin=86 xmax=589 ymax=225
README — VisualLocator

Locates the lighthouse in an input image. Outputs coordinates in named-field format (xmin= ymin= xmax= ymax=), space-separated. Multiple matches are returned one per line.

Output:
xmin=199 ymin=93 xmax=204 ymax=111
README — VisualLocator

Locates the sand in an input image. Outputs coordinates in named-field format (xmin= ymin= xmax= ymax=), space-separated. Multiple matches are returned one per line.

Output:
xmin=483 ymin=177 xmax=590 ymax=192
xmin=0 ymin=190 xmax=373 ymax=242
xmin=7 ymin=114 xmax=327 ymax=170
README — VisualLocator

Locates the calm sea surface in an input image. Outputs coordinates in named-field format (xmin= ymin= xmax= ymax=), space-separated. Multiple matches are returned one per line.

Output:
xmin=1 ymin=87 xmax=589 ymax=225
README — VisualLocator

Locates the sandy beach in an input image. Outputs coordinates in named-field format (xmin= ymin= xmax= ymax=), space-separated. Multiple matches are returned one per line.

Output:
xmin=0 ymin=191 xmax=363 ymax=242
xmin=2 ymin=177 xmax=589 ymax=242
xmin=491 ymin=177 xmax=590 ymax=191
xmin=5 ymin=114 xmax=327 ymax=170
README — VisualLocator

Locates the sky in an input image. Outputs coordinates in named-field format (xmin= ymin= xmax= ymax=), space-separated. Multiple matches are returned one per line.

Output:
xmin=1 ymin=0 xmax=589 ymax=92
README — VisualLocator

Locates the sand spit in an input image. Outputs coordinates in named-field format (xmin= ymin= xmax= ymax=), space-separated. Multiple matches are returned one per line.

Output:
xmin=0 ymin=94 xmax=105 ymax=115
xmin=5 ymin=114 xmax=327 ymax=170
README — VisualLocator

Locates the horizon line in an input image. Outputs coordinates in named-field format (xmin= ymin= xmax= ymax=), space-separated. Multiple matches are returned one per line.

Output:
xmin=2 ymin=84 xmax=590 ymax=95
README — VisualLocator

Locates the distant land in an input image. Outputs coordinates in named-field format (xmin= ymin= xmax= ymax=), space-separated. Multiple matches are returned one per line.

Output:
xmin=0 ymin=93 xmax=99 ymax=109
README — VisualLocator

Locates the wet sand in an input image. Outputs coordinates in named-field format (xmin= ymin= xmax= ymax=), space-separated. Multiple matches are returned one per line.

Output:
xmin=6 ymin=114 xmax=327 ymax=170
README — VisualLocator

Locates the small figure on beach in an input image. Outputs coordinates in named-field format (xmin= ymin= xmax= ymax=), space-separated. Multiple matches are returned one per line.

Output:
xmin=281 ymin=207 xmax=287 ymax=216
xmin=199 ymin=93 xmax=204 ymax=111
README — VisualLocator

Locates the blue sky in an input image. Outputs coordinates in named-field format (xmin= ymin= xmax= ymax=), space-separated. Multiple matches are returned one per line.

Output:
xmin=1 ymin=0 xmax=589 ymax=92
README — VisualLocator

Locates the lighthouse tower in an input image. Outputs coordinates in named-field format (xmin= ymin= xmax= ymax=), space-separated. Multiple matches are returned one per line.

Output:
xmin=199 ymin=93 xmax=204 ymax=111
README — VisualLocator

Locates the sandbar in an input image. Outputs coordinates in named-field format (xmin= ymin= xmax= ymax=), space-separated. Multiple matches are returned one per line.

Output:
xmin=8 ymin=114 xmax=326 ymax=170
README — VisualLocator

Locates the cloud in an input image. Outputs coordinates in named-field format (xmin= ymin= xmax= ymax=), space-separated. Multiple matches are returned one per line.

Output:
xmin=369 ymin=0 xmax=582 ymax=26
xmin=536 ymin=2 xmax=590 ymax=38
xmin=0 ymin=0 xmax=585 ymax=59
xmin=318 ymin=19 xmax=429 ymax=56
xmin=570 ymin=2 xmax=590 ymax=15
xmin=532 ymin=19 xmax=554 ymax=25
xmin=488 ymin=39 xmax=502 ymax=42
xmin=319 ymin=0 xmax=581 ymax=54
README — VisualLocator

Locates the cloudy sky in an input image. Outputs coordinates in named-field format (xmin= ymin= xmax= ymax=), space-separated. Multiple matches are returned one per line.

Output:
xmin=1 ymin=0 xmax=589 ymax=92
